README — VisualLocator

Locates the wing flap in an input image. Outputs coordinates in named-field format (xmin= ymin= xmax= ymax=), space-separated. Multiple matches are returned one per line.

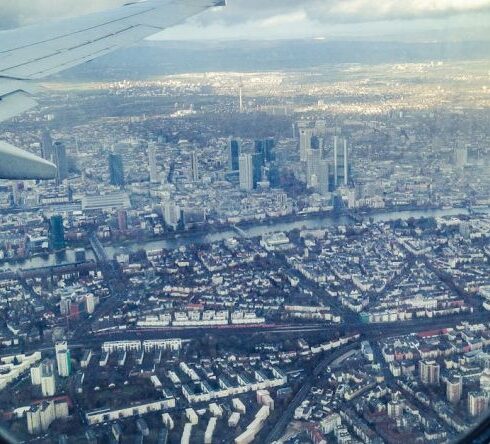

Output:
xmin=0 ymin=141 xmax=56 ymax=180
xmin=0 ymin=91 xmax=38 ymax=122
xmin=0 ymin=79 xmax=40 ymax=121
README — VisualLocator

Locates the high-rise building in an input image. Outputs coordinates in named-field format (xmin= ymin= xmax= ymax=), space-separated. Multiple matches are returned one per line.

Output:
xmin=85 ymin=294 xmax=95 ymax=315
xmin=252 ymin=153 xmax=263 ymax=188
xmin=239 ymin=84 xmax=244 ymax=113
xmin=387 ymin=400 xmax=403 ymax=418
xmin=228 ymin=139 xmax=241 ymax=171
xmin=27 ymin=402 xmax=55 ymax=435
xmin=255 ymin=138 xmax=275 ymax=164
xmin=333 ymin=136 xmax=349 ymax=188
xmin=468 ymin=391 xmax=489 ymax=417
xmin=31 ymin=363 xmax=42 ymax=386
xmin=108 ymin=153 xmax=125 ymax=186
xmin=306 ymin=149 xmax=322 ymax=189
xmin=163 ymin=202 xmax=182 ymax=229
xmin=238 ymin=152 xmax=262 ymax=190
xmin=239 ymin=154 xmax=254 ymax=191
xmin=419 ymin=360 xmax=440 ymax=385
xmin=53 ymin=141 xmax=68 ymax=184
xmin=306 ymin=150 xmax=330 ymax=196
xmin=191 ymin=151 xmax=199 ymax=182
xmin=49 ymin=215 xmax=65 ymax=251
xmin=148 ymin=142 xmax=159 ymax=183
xmin=41 ymin=360 xmax=56 ymax=396
xmin=55 ymin=341 xmax=71 ymax=377
xmin=11 ymin=181 xmax=23 ymax=206
xmin=40 ymin=130 xmax=53 ymax=161
xmin=298 ymin=122 xmax=313 ymax=162
xmin=27 ymin=400 xmax=68 ymax=435
xmin=265 ymin=137 xmax=275 ymax=162
xmin=446 ymin=375 xmax=463 ymax=404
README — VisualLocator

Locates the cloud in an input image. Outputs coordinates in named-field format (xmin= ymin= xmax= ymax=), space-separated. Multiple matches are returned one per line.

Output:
xmin=311 ymin=0 xmax=490 ymax=22
xmin=2 ymin=0 xmax=490 ymax=29
xmin=0 ymin=0 xmax=489 ymax=40
xmin=197 ymin=0 xmax=490 ymax=25
xmin=0 ymin=0 xmax=125 ymax=28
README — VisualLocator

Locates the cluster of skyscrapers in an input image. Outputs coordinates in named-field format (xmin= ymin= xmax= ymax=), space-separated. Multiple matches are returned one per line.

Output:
xmin=299 ymin=121 xmax=351 ymax=195
xmin=228 ymin=137 xmax=280 ymax=191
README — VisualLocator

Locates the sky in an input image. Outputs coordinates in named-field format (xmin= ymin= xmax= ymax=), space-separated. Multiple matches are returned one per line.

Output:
xmin=1 ymin=0 xmax=490 ymax=41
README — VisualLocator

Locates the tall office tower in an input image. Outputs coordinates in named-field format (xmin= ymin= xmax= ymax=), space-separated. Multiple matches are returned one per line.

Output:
xmin=239 ymin=154 xmax=254 ymax=191
xmin=118 ymin=209 xmax=128 ymax=231
xmin=255 ymin=140 xmax=265 ymax=165
xmin=468 ymin=391 xmax=489 ymax=417
xmin=446 ymin=376 xmax=463 ymax=404
xmin=316 ymin=160 xmax=331 ymax=196
xmin=252 ymin=153 xmax=263 ymax=188
xmin=255 ymin=138 xmax=275 ymax=164
xmin=419 ymin=360 xmax=440 ymax=385
xmin=228 ymin=139 xmax=241 ymax=171
xmin=40 ymin=130 xmax=53 ymax=161
xmin=108 ymin=153 xmax=125 ymax=186
xmin=148 ymin=142 xmax=159 ymax=183
xmin=163 ymin=202 xmax=182 ymax=229
xmin=11 ymin=181 xmax=22 ymax=206
xmin=265 ymin=137 xmax=275 ymax=162
xmin=306 ymin=149 xmax=323 ymax=189
xmin=41 ymin=360 xmax=56 ymax=396
xmin=55 ymin=341 xmax=71 ymax=377
xmin=343 ymin=138 xmax=349 ymax=187
xmin=49 ymin=215 xmax=65 ymax=251
xmin=191 ymin=151 xmax=199 ymax=182
xmin=306 ymin=149 xmax=330 ymax=196
xmin=333 ymin=136 xmax=349 ymax=188
xmin=298 ymin=122 xmax=313 ymax=161
xmin=53 ymin=141 xmax=68 ymax=184
xmin=254 ymin=141 xmax=266 ymax=171
xmin=239 ymin=85 xmax=244 ymax=113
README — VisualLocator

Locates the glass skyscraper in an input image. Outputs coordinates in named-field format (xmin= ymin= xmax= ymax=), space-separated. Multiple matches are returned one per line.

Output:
xmin=228 ymin=139 xmax=241 ymax=171
xmin=49 ymin=215 xmax=65 ymax=251
xmin=108 ymin=153 xmax=125 ymax=186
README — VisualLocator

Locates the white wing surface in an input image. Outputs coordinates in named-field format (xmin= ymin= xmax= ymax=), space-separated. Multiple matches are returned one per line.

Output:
xmin=0 ymin=0 xmax=225 ymax=179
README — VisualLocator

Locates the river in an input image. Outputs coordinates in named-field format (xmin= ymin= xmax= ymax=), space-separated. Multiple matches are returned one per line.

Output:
xmin=4 ymin=206 xmax=488 ymax=271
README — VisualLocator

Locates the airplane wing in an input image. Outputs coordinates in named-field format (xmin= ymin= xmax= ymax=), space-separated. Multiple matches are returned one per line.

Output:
xmin=0 ymin=0 xmax=225 ymax=180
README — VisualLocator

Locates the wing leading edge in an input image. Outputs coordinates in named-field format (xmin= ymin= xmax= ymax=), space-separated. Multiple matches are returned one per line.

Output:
xmin=0 ymin=0 xmax=225 ymax=180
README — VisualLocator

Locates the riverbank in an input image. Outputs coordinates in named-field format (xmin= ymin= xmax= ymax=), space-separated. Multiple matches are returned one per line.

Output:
xmin=3 ymin=206 xmax=488 ymax=272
